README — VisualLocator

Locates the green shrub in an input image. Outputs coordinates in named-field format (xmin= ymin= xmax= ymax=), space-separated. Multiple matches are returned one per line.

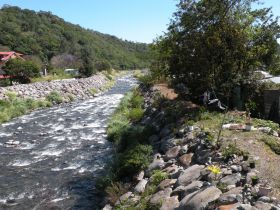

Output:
xmin=261 ymin=136 xmax=280 ymax=155
xmin=89 ymin=88 xmax=99 ymax=95
xmin=138 ymin=74 xmax=154 ymax=86
xmin=128 ymin=108 xmax=144 ymax=122
xmin=105 ymin=182 xmax=129 ymax=205
xmin=118 ymin=144 xmax=152 ymax=177
xmin=107 ymin=114 xmax=130 ymax=143
xmin=46 ymin=91 xmax=63 ymax=104
xmin=0 ymin=112 xmax=9 ymax=123
xmin=150 ymin=170 xmax=168 ymax=186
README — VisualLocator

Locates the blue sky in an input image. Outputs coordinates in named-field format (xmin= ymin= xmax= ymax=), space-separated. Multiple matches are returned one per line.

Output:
xmin=0 ymin=0 xmax=279 ymax=43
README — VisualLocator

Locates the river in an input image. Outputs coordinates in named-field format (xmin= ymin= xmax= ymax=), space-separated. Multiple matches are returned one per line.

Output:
xmin=0 ymin=75 xmax=137 ymax=210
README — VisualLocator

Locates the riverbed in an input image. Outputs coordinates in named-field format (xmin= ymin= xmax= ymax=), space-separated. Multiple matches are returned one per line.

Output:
xmin=0 ymin=75 xmax=137 ymax=210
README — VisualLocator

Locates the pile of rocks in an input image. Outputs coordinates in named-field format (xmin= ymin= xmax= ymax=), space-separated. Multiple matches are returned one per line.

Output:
xmin=0 ymin=73 xmax=108 ymax=100
xmin=103 ymin=87 xmax=280 ymax=210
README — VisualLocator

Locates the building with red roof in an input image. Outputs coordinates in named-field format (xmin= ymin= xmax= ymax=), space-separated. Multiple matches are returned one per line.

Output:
xmin=0 ymin=51 xmax=24 ymax=79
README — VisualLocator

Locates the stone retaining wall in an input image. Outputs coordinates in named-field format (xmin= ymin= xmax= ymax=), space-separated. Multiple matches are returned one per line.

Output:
xmin=0 ymin=73 xmax=108 ymax=100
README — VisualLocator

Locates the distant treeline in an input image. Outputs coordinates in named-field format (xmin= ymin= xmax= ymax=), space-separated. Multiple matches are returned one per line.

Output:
xmin=0 ymin=6 xmax=151 ymax=71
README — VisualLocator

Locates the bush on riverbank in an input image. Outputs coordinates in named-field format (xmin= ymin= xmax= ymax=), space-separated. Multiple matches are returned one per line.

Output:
xmin=102 ymin=89 xmax=154 ymax=203
xmin=0 ymin=91 xmax=51 ymax=124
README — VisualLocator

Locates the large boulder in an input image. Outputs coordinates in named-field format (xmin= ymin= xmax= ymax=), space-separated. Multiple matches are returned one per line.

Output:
xmin=134 ymin=179 xmax=148 ymax=194
xmin=160 ymin=196 xmax=180 ymax=210
xmin=157 ymin=179 xmax=177 ymax=191
xmin=176 ymin=164 xmax=205 ymax=186
xmin=178 ymin=153 xmax=194 ymax=167
xmin=177 ymin=186 xmax=222 ymax=210
xmin=149 ymin=188 xmax=173 ymax=206
xmin=165 ymin=146 xmax=181 ymax=160
xmin=220 ymin=173 xmax=241 ymax=186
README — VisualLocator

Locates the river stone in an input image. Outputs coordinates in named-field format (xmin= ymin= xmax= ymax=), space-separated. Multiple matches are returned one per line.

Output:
xmin=149 ymin=188 xmax=172 ymax=206
xmin=134 ymin=179 xmax=148 ymax=194
xmin=182 ymin=181 xmax=204 ymax=197
xmin=178 ymin=153 xmax=194 ymax=167
xmin=220 ymin=173 xmax=241 ymax=186
xmin=116 ymin=191 xmax=133 ymax=205
xmin=254 ymin=201 xmax=279 ymax=210
xmin=157 ymin=179 xmax=177 ymax=191
xmin=165 ymin=146 xmax=181 ymax=160
xmin=147 ymin=155 xmax=166 ymax=174
xmin=160 ymin=196 xmax=180 ymax=210
xmin=162 ymin=164 xmax=181 ymax=179
xmin=102 ymin=204 xmax=113 ymax=210
xmin=177 ymin=186 xmax=222 ymax=210
xmin=160 ymin=135 xmax=177 ymax=153
xmin=134 ymin=171 xmax=145 ymax=181
xmin=176 ymin=164 xmax=205 ymax=186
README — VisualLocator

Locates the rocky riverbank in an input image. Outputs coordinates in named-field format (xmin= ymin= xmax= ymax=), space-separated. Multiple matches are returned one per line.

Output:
xmin=103 ymin=85 xmax=280 ymax=210
xmin=0 ymin=73 xmax=110 ymax=101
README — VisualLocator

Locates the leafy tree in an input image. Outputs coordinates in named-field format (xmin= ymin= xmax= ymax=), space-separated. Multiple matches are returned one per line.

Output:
xmin=79 ymin=48 xmax=95 ymax=77
xmin=3 ymin=59 xmax=40 ymax=83
xmin=94 ymin=60 xmax=111 ymax=71
xmin=152 ymin=0 xmax=280 ymax=100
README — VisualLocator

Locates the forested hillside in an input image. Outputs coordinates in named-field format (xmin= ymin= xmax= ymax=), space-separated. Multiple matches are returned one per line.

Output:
xmin=0 ymin=6 xmax=151 ymax=70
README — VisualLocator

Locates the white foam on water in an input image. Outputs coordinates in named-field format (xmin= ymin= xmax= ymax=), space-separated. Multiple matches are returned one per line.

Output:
xmin=9 ymin=159 xmax=33 ymax=167
xmin=51 ymin=197 xmax=69 ymax=203
xmin=0 ymin=132 xmax=12 ymax=137
xmin=62 ymin=163 xmax=81 ymax=170
xmin=53 ymin=136 xmax=66 ymax=141
xmin=19 ymin=142 xmax=36 ymax=150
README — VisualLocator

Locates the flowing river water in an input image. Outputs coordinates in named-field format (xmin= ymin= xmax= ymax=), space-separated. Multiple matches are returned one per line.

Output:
xmin=0 ymin=75 xmax=137 ymax=210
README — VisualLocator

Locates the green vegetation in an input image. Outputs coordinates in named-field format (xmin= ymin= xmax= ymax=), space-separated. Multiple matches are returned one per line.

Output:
xmin=149 ymin=170 xmax=168 ymax=186
xmin=89 ymin=88 xmax=99 ymax=96
xmin=260 ymin=136 xmax=280 ymax=155
xmin=46 ymin=91 xmax=63 ymax=104
xmin=151 ymin=0 xmax=280 ymax=106
xmin=0 ymin=91 xmax=51 ymax=124
xmin=222 ymin=143 xmax=249 ymax=160
xmin=102 ymin=89 xmax=156 ymax=207
xmin=0 ymin=6 xmax=151 ymax=73
xmin=3 ymin=59 xmax=40 ymax=83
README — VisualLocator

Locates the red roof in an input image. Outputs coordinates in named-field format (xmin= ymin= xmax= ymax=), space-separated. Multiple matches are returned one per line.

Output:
xmin=0 ymin=51 xmax=24 ymax=62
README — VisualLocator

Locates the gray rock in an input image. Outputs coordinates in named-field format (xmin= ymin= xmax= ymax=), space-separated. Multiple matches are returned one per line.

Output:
xmin=163 ymin=164 xmax=181 ymax=179
xmin=182 ymin=181 xmax=204 ymax=197
xmin=230 ymin=165 xmax=242 ymax=172
xmin=160 ymin=196 xmax=180 ymax=210
xmin=165 ymin=146 xmax=181 ymax=160
xmin=149 ymin=188 xmax=172 ymax=206
xmin=176 ymin=164 xmax=205 ymax=186
xmin=134 ymin=179 xmax=148 ymax=194
xmin=147 ymin=155 xmax=166 ymax=174
xmin=160 ymin=135 xmax=177 ymax=153
xmin=258 ymin=196 xmax=271 ymax=203
xmin=177 ymin=186 xmax=222 ymax=210
xmin=157 ymin=179 xmax=177 ymax=191
xmin=220 ymin=173 xmax=241 ymax=186
xmin=102 ymin=204 xmax=112 ymax=210
xmin=178 ymin=153 xmax=194 ymax=167
xmin=135 ymin=171 xmax=145 ymax=181
xmin=254 ymin=201 xmax=277 ymax=210
xmin=116 ymin=191 xmax=133 ymax=205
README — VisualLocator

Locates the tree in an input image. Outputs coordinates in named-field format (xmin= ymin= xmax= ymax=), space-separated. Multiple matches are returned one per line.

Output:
xmin=3 ymin=59 xmax=40 ymax=83
xmin=94 ymin=60 xmax=111 ymax=72
xmin=152 ymin=0 xmax=280 ymax=101
xmin=79 ymin=48 xmax=95 ymax=77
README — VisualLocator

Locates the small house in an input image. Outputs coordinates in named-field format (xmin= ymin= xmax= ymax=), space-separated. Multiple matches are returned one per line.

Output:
xmin=0 ymin=51 xmax=25 ymax=79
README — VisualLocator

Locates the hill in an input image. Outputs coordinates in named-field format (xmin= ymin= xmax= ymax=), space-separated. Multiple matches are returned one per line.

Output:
xmin=0 ymin=6 xmax=151 ymax=70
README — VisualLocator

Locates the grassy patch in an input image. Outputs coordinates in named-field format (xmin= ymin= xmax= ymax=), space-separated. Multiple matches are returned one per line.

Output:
xmin=260 ymin=136 xmax=280 ymax=155
xmin=0 ymin=91 xmax=52 ymax=124
xmin=222 ymin=143 xmax=249 ymax=160
xmin=46 ymin=91 xmax=63 ymax=104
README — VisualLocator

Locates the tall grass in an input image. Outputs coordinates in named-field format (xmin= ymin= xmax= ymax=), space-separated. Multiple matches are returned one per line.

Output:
xmin=0 ymin=91 xmax=52 ymax=124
